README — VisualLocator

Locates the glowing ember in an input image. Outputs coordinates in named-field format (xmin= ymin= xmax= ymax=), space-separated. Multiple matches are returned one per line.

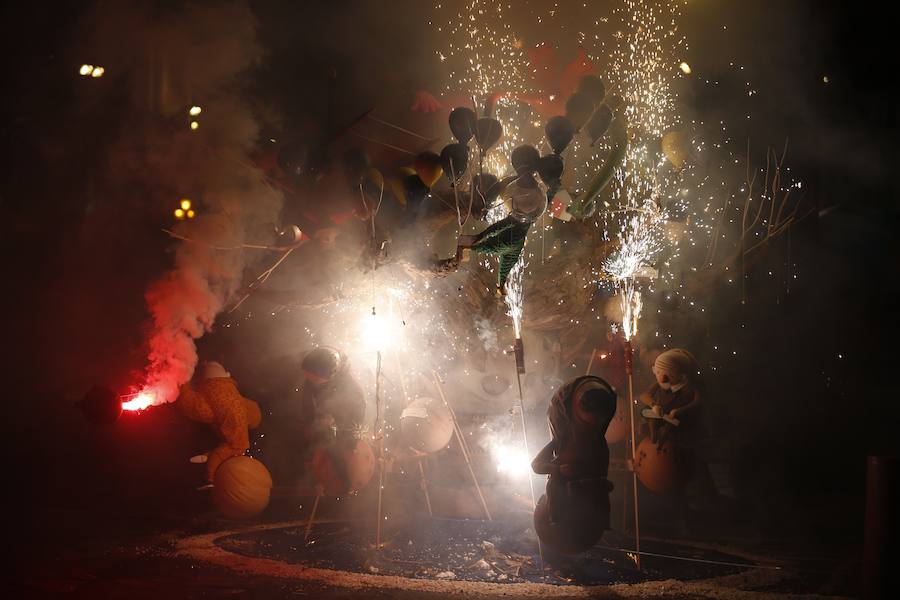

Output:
xmin=121 ymin=389 xmax=158 ymax=412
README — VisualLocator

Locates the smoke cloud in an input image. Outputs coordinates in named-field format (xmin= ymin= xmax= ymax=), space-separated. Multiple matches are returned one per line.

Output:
xmin=72 ymin=0 xmax=283 ymax=403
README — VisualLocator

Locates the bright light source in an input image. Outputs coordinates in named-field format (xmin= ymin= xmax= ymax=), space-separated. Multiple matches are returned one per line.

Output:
xmin=186 ymin=209 xmax=195 ymax=219
xmin=492 ymin=442 xmax=531 ymax=479
xmin=122 ymin=390 xmax=157 ymax=412
xmin=190 ymin=121 xmax=199 ymax=130
xmin=79 ymin=64 xmax=93 ymax=76
xmin=174 ymin=208 xmax=185 ymax=219
xmin=91 ymin=66 xmax=105 ymax=77
xmin=189 ymin=105 xmax=202 ymax=116
xmin=679 ymin=62 xmax=691 ymax=75
xmin=180 ymin=198 xmax=192 ymax=210
xmin=360 ymin=311 xmax=390 ymax=352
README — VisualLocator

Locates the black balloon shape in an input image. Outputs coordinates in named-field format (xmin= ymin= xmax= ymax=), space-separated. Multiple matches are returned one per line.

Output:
xmin=576 ymin=75 xmax=606 ymax=105
xmin=510 ymin=144 xmax=540 ymax=176
xmin=565 ymin=92 xmax=595 ymax=131
xmin=440 ymin=143 xmax=469 ymax=182
xmin=449 ymin=107 xmax=477 ymax=143
xmin=474 ymin=117 xmax=503 ymax=151
xmin=585 ymin=104 xmax=614 ymax=144
xmin=536 ymin=154 xmax=564 ymax=187
xmin=545 ymin=116 xmax=576 ymax=154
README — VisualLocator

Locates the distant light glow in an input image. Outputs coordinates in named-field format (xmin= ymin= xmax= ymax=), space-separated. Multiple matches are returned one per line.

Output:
xmin=189 ymin=105 xmax=202 ymax=116
xmin=679 ymin=61 xmax=691 ymax=75
xmin=190 ymin=121 xmax=199 ymax=130
xmin=174 ymin=208 xmax=185 ymax=219
xmin=180 ymin=198 xmax=192 ymax=210
xmin=79 ymin=64 xmax=104 ymax=77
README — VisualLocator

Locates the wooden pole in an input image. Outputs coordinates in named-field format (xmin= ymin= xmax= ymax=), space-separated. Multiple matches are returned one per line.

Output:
xmin=418 ymin=459 xmax=433 ymax=517
xmin=374 ymin=351 xmax=385 ymax=550
xmin=624 ymin=340 xmax=642 ymax=570
xmin=514 ymin=362 xmax=544 ymax=575
xmin=431 ymin=371 xmax=492 ymax=521
xmin=304 ymin=493 xmax=322 ymax=542
xmin=585 ymin=347 xmax=598 ymax=375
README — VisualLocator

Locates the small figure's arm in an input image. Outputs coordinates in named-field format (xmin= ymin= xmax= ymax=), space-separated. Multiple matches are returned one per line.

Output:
xmin=669 ymin=387 xmax=701 ymax=420
xmin=531 ymin=440 xmax=560 ymax=476
xmin=639 ymin=383 xmax=657 ymax=408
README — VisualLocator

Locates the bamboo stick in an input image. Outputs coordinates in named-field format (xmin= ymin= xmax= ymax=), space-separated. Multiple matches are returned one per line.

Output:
xmin=304 ymin=493 xmax=322 ymax=542
xmin=418 ymin=459 xmax=433 ymax=517
xmin=624 ymin=341 xmax=642 ymax=570
xmin=431 ymin=371 xmax=491 ymax=521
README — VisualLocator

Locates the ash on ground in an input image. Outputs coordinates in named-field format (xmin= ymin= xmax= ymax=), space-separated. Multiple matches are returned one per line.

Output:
xmin=216 ymin=516 xmax=752 ymax=585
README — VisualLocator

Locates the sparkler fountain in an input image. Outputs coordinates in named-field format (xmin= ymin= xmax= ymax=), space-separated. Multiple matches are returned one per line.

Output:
xmin=503 ymin=256 xmax=544 ymax=572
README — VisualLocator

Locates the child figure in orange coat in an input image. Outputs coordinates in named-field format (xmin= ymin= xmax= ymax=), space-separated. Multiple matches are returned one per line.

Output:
xmin=176 ymin=361 xmax=262 ymax=484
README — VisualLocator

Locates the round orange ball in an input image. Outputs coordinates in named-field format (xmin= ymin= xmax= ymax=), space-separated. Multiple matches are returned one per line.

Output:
xmin=213 ymin=456 xmax=273 ymax=519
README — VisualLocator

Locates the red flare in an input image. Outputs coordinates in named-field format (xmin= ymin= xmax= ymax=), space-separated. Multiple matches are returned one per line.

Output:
xmin=121 ymin=389 xmax=159 ymax=412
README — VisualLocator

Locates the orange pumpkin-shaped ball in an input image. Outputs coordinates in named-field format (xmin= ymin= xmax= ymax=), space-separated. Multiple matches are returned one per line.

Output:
xmin=212 ymin=456 xmax=273 ymax=519
xmin=399 ymin=397 xmax=454 ymax=454
xmin=634 ymin=436 xmax=694 ymax=494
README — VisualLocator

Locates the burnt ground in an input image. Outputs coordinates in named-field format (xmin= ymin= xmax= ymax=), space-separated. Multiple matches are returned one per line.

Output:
xmin=216 ymin=516 xmax=749 ymax=585
xmin=12 ymin=499 xmax=858 ymax=600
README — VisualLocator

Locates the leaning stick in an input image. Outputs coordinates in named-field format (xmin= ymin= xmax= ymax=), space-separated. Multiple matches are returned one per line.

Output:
xmin=228 ymin=247 xmax=297 ymax=313
xmin=304 ymin=492 xmax=322 ymax=542
xmin=418 ymin=460 xmax=433 ymax=517
xmin=431 ymin=371 xmax=492 ymax=521
xmin=585 ymin=347 xmax=598 ymax=375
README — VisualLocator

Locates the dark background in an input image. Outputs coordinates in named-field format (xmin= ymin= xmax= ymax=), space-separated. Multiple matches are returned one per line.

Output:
xmin=2 ymin=0 xmax=897 ymax=575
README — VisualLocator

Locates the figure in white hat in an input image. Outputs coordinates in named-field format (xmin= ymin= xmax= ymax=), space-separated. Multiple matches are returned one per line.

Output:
xmin=639 ymin=349 xmax=703 ymax=445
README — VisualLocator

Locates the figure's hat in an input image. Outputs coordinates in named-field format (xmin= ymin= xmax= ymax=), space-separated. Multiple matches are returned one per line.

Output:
xmin=653 ymin=349 xmax=699 ymax=380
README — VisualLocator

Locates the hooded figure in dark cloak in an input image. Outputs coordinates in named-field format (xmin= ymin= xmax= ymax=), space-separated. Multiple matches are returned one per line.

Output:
xmin=531 ymin=376 xmax=617 ymax=553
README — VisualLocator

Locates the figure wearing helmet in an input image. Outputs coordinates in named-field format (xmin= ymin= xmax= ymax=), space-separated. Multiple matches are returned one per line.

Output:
xmin=176 ymin=361 xmax=262 ymax=483
xmin=299 ymin=347 xmax=366 ymax=489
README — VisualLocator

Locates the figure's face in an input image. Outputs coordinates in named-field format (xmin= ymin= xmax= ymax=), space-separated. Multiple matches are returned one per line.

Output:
xmin=303 ymin=370 xmax=327 ymax=386
xmin=654 ymin=368 xmax=685 ymax=390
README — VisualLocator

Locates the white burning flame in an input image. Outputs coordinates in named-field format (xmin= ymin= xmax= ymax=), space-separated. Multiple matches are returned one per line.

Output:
xmin=619 ymin=281 xmax=642 ymax=341
xmin=504 ymin=257 xmax=526 ymax=339
xmin=492 ymin=441 xmax=532 ymax=479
